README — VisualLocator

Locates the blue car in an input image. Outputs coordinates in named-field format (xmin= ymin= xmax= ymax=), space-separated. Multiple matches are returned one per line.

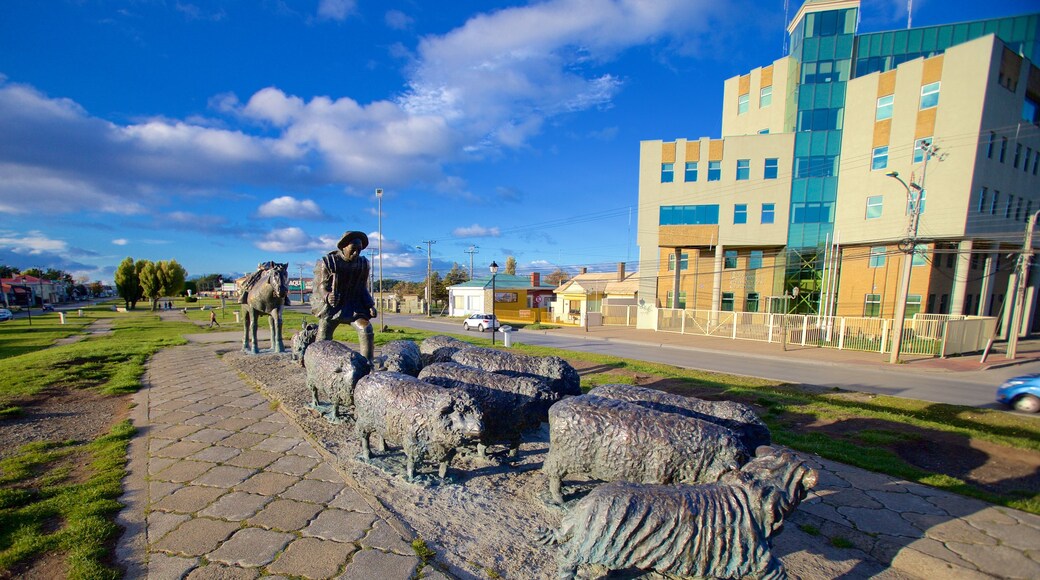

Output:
xmin=996 ymin=374 xmax=1040 ymax=413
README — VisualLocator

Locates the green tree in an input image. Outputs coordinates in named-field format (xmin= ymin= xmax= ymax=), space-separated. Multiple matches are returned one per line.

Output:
xmin=546 ymin=268 xmax=570 ymax=287
xmin=444 ymin=262 xmax=469 ymax=287
xmin=0 ymin=265 xmax=20 ymax=278
xmin=505 ymin=256 xmax=517 ymax=276
xmin=140 ymin=260 xmax=188 ymax=309
xmin=161 ymin=260 xmax=187 ymax=298
xmin=114 ymin=257 xmax=144 ymax=310
xmin=89 ymin=281 xmax=105 ymax=297
xmin=138 ymin=260 xmax=160 ymax=310
xmin=429 ymin=272 xmax=447 ymax=302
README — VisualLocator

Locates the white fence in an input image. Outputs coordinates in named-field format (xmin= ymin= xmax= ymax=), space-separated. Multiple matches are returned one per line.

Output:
xmin=656 ymin=309 xmax=994 ymax=356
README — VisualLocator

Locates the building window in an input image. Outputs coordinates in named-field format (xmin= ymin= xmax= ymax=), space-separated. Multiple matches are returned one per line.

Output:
xmin=876 ymin=94 xmax=893 ymax=120
xmin=1000 ymin=137 xmax=1008 ymax=163
xmin=920 ymin=81 xmax=940 ymax=109
xmin=708 ymin=161 xmax=721 ymax=181
xmin=734 ymin=204 xmax=748 ymax=224
xmin=758 ymin=128 xmax=770 ymax=134
xmin=736 ymin=159 xmax=750 ymax=180
xmin=764 ymin=158 xmax=778 ymax=179
xmin=871 ymin=146 xmax=888 ymax=170
xmin=684 ymin=161 xmax=697 ymax=182
xmin=864 ymin=293 xmax=881 ymax=317
xmin=1005 ymin=195 xmax=1014 ymax=219
xmin=991 ymin=191 xmax=1000 ymax=215
xmin=749 ymin=250 xmax=763 ymax=270
xmin=761 ymin=203 xmax=775 ymax=224
xmin=665 ymin=291 xmax=687 ymax=309
xmin=1025 ymin=147 xmax=1033 ymax=173
xmin=946 ymin=252 xmax=955 ymax=269
xmin=738 ymin=93 xmax=749 ymax=114
xmin=660 ymin=205 xmax=720 ymax=225
xmin=724 ymin=250 xmax=738 ymax=269
xmin=1027 ymin=201 xmax=1034 ymax=223
xmin=1014 ymin=144 xmax=1023 ymax=169
xmin=745 ymin=292 xmax=760 ymax=313
xmin=1016 ymin=197 xmax=1024 ymax=221
xmin=906 ymin=294 xmax=923 ymax=317
xmin=667 ymin=252 xmax=689 ymax=271
xmin=987 ymin=132 xmax=995 ymax=159
xmin=912 ymin=249 xmax=927 ymax=267
xmin=866 ymin=195 xmax=883 ymax=219
xmin=1024 ymin=96 xmax=1039 ymax=125
xmin=721 ymin=292 xmax=735 ymax=311
xmin=1033 ymin=151 xmax=1040 ymax=175
xmin=760 ymin=86 xmax=772 ymax=108
xmin=908 ymin=189 xmax=926 ymax=215
xmin=971 ymin=253 xmax=979 ymax=270
xmin=869 ymin=246 xmax=886 ymax=268
xmin=913 ymin=138 xmax=931 ymax=163
xmin=661 ymin=162 xmax=674 ymax=183
xmin=978 ymin=187 xmax=988 ymax=213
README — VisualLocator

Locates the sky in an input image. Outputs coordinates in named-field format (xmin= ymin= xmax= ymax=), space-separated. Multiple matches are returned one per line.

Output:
xmin=1 ymin=0 xmax=1037 ymax=285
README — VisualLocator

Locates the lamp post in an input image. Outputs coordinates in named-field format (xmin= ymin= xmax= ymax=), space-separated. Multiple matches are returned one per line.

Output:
xmin=21 ymin=276 xmax=31 ymax=326
xmin=376 ymin=188 xmax=384 ymax=332
xmin=418 ymin=240 xmax=435 ymax=317
xmin=489 ymin=261 xmax=499 ymax=345
xmin=218 ymin=276 xmax=225 ymax=318
xmin=1007 ymin=210 xmax=1040 ymax=359
xmin=885 ymin=170 xmax=923 ymax=364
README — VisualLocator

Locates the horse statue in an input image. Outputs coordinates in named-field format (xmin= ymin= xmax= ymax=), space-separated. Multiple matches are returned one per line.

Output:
xmin=239 ymin=261 xmax=289 ymax=354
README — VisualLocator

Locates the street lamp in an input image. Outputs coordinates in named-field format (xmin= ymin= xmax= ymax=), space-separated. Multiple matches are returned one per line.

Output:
xmin=217 ymin=276 xmax=225 ymax=318
xmin=376 ymin=188 xmax=384 ymax=332
xmin=21 ymin=276 xmax=31 ymax=326
xmin=885 ymin=171 xmax=922 ymax=364
xmin=489 ymin=261 xmax=499 ymax=345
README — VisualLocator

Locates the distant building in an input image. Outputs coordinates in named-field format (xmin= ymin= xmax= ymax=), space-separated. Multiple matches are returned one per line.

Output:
xmin=447 ymin=272 xmax=557 ymax=323
xmin=638 ymin=0 xmax=1040 ymax=336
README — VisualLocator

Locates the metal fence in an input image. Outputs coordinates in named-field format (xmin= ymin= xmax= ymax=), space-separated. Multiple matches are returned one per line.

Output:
xmin=656 ymin=309 xmax=992 ymax=355
xmin=602 ymin=305 xmax=637 ymax=326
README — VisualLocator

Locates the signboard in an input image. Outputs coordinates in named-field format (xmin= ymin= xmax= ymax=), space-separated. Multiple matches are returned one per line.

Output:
xmin=494 ymin=292 xmax=517 ymax=303
xmin=221 ymin=283 xmax=237 ymax=292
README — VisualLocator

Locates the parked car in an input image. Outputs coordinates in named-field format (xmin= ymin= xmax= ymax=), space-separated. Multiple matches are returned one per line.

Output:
xmin=0 ymin=308 xmax=11 ymax=322
xmin=42 ymin=304 xmax=54 ymax=312
xmin=995 ymin=374 xmax=1040 ymax=413
xmin=462 ymin=313 xmax=501 ymax=332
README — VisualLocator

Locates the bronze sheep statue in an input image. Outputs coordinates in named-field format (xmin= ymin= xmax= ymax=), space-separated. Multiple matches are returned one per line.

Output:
xmin=451 ymin=347 xmax=581 ymax=397
xmin=304 ymin=340 xmax=371 ymax=420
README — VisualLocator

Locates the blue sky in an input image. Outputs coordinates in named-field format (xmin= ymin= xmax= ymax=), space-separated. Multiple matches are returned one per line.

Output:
xmin=1 ymin=0 xmax=1035 ymax=284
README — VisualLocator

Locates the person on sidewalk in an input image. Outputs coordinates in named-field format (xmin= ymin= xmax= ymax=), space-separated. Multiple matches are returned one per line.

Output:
xmin=310 ymin=230 xmax=377 ymax=361
xmin=209 ymin=310 xmax=219 ymax=328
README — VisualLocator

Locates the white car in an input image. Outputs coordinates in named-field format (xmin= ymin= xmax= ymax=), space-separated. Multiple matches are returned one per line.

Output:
xmin=0 ymin=308 xmax=12 ymax=322
xmin=462 ymin=313 xmax=500 ymax=332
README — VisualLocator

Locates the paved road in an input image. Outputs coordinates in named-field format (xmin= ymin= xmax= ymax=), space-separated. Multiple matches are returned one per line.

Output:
xmin=379 ymin=314 xmax=1040 ymax=410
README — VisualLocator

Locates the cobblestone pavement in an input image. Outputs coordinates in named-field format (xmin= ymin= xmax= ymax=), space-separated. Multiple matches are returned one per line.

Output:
xmin=116 ymin=343 xmax=449 ymax=579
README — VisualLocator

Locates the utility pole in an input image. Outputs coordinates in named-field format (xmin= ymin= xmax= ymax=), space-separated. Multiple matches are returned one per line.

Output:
xmin=296 ymin=263 xmax=306 ymax=306
xmin=465 ymin=245 xmax=479 ymax=279
xmin=376 ymin=188 xmax=384 ymax=331
xmin=1007 ymin=210 xmax=1040 ymax=359
xmin=419 ymin=240 xmax=436 ymax=317
xmin=886 ymin=139 xmax=941 ymax=364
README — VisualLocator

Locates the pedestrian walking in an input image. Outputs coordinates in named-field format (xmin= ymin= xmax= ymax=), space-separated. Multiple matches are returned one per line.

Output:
xmin=209 ymin=310 xmax=219 ymax=328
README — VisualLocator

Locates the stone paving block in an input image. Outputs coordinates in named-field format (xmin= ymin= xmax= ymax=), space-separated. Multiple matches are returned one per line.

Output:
xmin=223 ymin=449 xmax=280 ymax=470
xmin=823 ymin=488 xmax=883 ymax=509
xmin=148 ymin=438 xmax=177 ymax=454
xmin=194 ymin=465 xmax=257 ymax=488
xmin=866 ymin=490 xmax=947 ymax=515
xmin=211 ymin=417 xmax=256 ymax=432
xmin=149 ymin=479 xmax=183 ymax=502
xmin=153 ymin=424 xmax=204 ymax=440
xmin=152 ymin=485 xmax=227 ymax=514
xmin=273 ymin=425 xmax=300 ymax=438
xmin=243 ymin=421 xmax=284 ymax=435
xmin=235 ymin=472 xmax=300 ymax=496
xmin=890 ymin=545 xmax=994 ymax=580
xmin=337 ymin=549 xmax=419 ymax=580
xmin=153 ymin=398 xmax=195 ymax=412
xmin=184 ymin=427 xmax=235 ymax=444
xmin=947 ymin=542 xmax=1040 ymax=579
xmin=226 ymin=394 xmax=268 ymax=408
xmin=360 ymin=520 xmax=413 ymax=555
xmin=253 ymin=436 xmax=302 ymax=453
xmin=913 ymin=516 xmax=1000 ymax=545
xmin=153 ymin=460 xmax=216 ymax=483
xmin=208 ymin=405 xmax=246 ymax=418
xmin=305 ymin=463 xmax=343 ymax=482
xmin=179 ymin=402 xmax=220 ymax=414
xmin=328 ymin=488 xmax=375 ymax=513
xmin=190 ymin=445 xmax=242 ymax=464
xmin=154 ymin=441 xmax=211 ymax=460
xmin=280 ymin=479 xmax=345 ymax=504
xmin=248 ymin=498 xmax=323 ymax=531
xmin=207 ymin=527 xmax=295 ymax=568
xmin=200 ymin=491 xmax=273 ymax=521
xmin=261 ymin=409 xmax=289 ymax=424
xmin=267 ymin=537 xmax=356 ymax=579
xmin=220 ymin=432 xmax=268 ymax=449
xmin=185 ymin=563 xmax=259 ymax=579
xmin=837 ymin=506 xmax=921 ymax=537
xmin=302 ymin=509 xmax=377 ymax=543
xmin=289 ymin=442 xmax=322 ymax=459
xmin=151 ymin=410 xmax=198 ymax=425
xmin=236 ymin=407 xmax=278 ymax=420
xmin=184 ymin=414 xmax=224 ymax=427
xmin=152 ymin=517 xmax=240 ymax=557
xmin=267 ymin=454 xmax=320 ymax=476
xmin=147 ymin=511 xmax=191 ymax=544
xmin=147 ymin=552 xmax=197 ymax=580
xmin=416 ymin=569 xmax=450 ymax=580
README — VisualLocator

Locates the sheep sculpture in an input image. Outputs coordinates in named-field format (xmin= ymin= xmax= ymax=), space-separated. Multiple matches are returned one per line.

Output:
xmin=419 ymin=335 xmax=471 ymax=366
xmin=588 ymin=383 xmax=771 ymax=451
xmin=290 ymin=322 xmax=318 ymax=366
xmin=418 ymin=361 xmax=557 ymax=458
xmin=303 ymin=340 xmax=372 ymax=421
xmin=451 ymin=347 xmax=581 ymax=397
xmin=354 ymin=371 xmax=485 ymax=481
xmin=543 ymin=395 xmax=748 ymax=505
xmin=538 ymin=447 xmax=818 ymax=580
xmin=375 ymin=339 xmax=423 ymax=376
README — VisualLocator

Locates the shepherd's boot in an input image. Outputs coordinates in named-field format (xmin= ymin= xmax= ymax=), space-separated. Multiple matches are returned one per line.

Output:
xmin=355 ymin=321 xmax=375 ymax=362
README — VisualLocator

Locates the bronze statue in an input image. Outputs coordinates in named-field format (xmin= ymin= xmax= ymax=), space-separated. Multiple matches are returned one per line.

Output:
xmin=241 ymin=262 xmax=289 ymax=354
xmin=310 ymin=231 xmax=377 ymax=361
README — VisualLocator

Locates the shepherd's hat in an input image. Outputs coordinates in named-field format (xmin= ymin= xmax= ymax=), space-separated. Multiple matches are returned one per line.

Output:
xmin=337 ymin=231 xmax=369 ymax=250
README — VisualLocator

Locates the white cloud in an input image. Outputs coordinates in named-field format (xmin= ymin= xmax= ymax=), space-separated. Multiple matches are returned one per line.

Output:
xmin=385 ymin=10 xmax=413 ymax=30
xmin=317 ymin=0 xmax=355 ymax=21
xmin=256 ymin=196 xmax=325 ymax=219
xmin=255 ymin=227 xmax=330 ymax=253
xmin=452 ymin=224 xmax=500 ymax=238
xmin=0 ymin=230 xmax=69 ymax=255
xmin=112 ymin=238 xmax=128 ymax=246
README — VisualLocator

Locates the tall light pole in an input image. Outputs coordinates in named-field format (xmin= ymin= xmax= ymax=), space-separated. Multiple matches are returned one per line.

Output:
xmin=885 ymin=170 xmax=923 ymax=364
xmin=376 ymin=188 xmax=384 ymax=331
xmin=1007 ymin=210 xmax=1040 ymax=359
xmin=489 ymin=261 xmax=499 ymax=345
xmin=21 ymin=276 xmax=31 ymax=326
xmin=465 ymin=245 xmax=479 ymax=279
xmin=418 ymin=240 xmax=435 ymax=317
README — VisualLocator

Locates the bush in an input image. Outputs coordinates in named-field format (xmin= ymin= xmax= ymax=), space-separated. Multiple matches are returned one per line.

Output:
xmin=185 ymin=296 xmax=198 ymax=303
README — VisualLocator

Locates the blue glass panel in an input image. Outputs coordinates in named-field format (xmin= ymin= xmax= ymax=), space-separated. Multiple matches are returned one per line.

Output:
xmin=921 ymin=27 xmax=937 ymax=52
xmin=791 ymin=179 xmax=807 ymax=203
xmin=803 ymin=37 xmax=819 ymax=61
xmin=937 ymin=25 xmax=953 ymax=49
xmin=806 ymin=178 xmax=823 ymax=202
xmin=907 ymin=29 xmax=922 ymax=53
xmin=795 ymin=134 xmax=811 ymax=156
xmin=882 ymin=31 xmax=894 ymax=54
xmin=819 ymin=35 xmax=836 ymax=59
xmin=827 ymin=130 xmax=843 ymax=155
xmin=893 ymin=30 xmax=907 ymax=53
xmin=837 ymin=34 xmax=854 ymax=59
